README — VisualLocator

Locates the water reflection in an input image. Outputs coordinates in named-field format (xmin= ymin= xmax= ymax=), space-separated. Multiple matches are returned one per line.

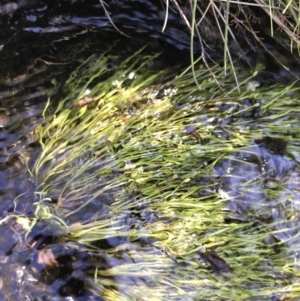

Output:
xmin=214 ymin=137 xmax=300 ymax=251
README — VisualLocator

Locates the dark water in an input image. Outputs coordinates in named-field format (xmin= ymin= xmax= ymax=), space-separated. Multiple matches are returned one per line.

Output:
xmin=0 ymin=1 xmax=300 ymax=300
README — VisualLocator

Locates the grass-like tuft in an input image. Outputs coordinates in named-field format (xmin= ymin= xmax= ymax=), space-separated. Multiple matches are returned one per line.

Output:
xmin=164 ymin=0 xmax=300 ymax=89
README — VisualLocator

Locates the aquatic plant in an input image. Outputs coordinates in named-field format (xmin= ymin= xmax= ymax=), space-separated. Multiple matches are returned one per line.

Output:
xmin=29 ymin=48 xmax=300 ymax=300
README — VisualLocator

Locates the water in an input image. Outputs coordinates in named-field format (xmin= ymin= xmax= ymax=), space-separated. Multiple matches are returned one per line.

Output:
xmin=1 ymin=1 xmax=300 ymax=300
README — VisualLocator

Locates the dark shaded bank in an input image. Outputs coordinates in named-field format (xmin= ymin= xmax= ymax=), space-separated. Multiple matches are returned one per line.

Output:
xmin=1 ymin=0 xmax=300 ymax=84
xmin=0 ymin=0 xmax=195 ymax=103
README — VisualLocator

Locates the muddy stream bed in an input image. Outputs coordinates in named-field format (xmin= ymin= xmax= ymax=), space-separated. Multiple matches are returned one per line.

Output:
xmin=1 ymin=1 xmax=300 ymax=300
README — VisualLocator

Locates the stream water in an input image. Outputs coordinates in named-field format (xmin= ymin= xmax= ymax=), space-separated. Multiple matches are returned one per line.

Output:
xmin=1 ymin=1 xmax=300 ymax=300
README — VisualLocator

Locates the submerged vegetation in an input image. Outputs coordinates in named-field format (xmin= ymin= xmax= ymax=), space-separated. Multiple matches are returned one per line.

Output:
xmin=12 ymin=47 xmax=299 ymax=300
xmin=1 ymin=1 xmax=300 ymax=300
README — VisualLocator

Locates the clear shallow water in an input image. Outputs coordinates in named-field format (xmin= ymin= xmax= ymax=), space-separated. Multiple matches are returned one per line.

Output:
xmin=1 ymin=1 xmax=300 ymax=301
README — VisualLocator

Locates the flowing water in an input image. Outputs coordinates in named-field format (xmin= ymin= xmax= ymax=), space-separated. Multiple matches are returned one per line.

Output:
xmin=1 ymin=1 xmax=300 ymax=300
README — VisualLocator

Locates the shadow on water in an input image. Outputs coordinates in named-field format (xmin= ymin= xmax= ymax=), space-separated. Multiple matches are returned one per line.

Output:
xmin=1 ymin=0 xmax=300 ymax=300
